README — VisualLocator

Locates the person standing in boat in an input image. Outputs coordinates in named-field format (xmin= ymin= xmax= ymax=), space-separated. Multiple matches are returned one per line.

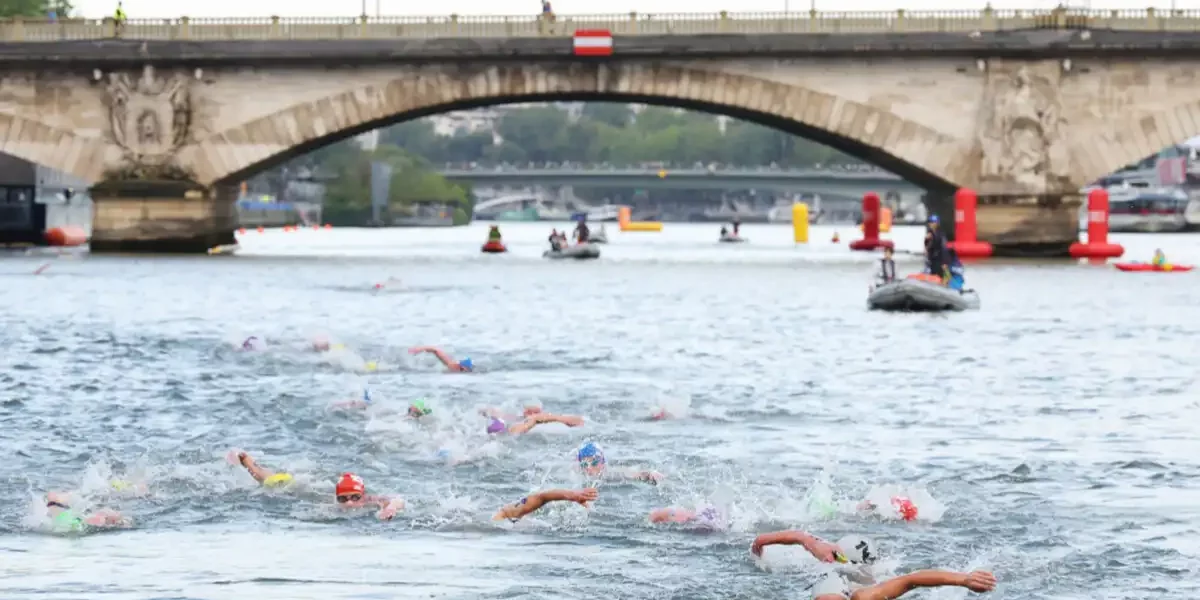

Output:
xmin=924 ymin=215 xmax=949 ymax=282
xmin=574 ymin=218 xmax=590 ymax=244
xmin=878 ymin=246 xmax=897 ymax=283
xmin=488 ymin=225 xmax=503 ymax=243
xmin=732 ymin=218 xmax=741 ymax=236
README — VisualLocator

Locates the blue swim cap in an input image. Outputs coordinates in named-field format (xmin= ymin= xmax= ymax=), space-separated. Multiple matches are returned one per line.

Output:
xmin=362 ymin=388 xmax=372 ymax=404
xmin=458 ymin=358 xmax=473 ymax=371
xmin=928 ymin=215 xmax=939 ymax=224
xmin=577 ymin=442 xmax=605 ymax=463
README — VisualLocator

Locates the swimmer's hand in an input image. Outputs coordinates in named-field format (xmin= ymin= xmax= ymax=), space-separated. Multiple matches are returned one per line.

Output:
xmin=377 ymin=498 xmax=404 ymax=521
xmin=567 ymin=488 xmax=598 ymax=508
xmin=961 ymin=571 xmax=997 ymax=593
xmin=637 ymin=470 xmax=664 ymax=485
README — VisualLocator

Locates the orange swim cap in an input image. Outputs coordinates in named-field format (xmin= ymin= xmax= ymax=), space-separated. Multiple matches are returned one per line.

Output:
xmin=336 ymin=473 xmax=365 ymax=496
xmin=891 ymin=496 xmax=918 ymax=521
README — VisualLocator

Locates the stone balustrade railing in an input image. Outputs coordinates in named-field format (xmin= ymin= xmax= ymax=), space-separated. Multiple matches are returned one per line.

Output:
xmin=2 ymin=8 xmax=1200 ymax=41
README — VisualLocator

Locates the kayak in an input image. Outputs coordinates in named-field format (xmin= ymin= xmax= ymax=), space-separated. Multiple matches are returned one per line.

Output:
xmin=719 ymin=234 xmax=747 ymax=243
xmin=207 ymin=244 xmax=240 ymax=255
xmin=543 ymin=243 xmax=600 ymax=260
xmin=1113 ymin=262 xmax=1193 ymax=272
xmin=868 ymin=278 xmax=980 ymax=312
xmin=481 ymin=240 xmax=507 ymax=253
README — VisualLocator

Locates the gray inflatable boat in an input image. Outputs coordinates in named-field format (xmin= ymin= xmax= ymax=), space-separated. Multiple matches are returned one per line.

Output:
xmin=868 ymin=278 xmax=980 ymax=312
xmin=543 ymin=243 xmax=601 ymax=260
xmin=719 ymin=233 xmax=747 ymax=243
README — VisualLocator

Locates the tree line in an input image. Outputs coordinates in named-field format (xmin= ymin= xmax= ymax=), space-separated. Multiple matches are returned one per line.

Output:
xmin=0 ymin=0 xmax=73 ymax=18
xmin=271 ymin=103 xmax=865 ymax=221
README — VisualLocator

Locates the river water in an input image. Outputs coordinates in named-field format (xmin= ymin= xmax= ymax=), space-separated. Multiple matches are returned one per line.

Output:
xmin=2 ymin=222 xmax=1199 ymax=600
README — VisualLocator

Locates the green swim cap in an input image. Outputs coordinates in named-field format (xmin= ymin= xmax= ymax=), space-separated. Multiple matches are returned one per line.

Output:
xmin=52 ymin=509 xmax=85 ymax=533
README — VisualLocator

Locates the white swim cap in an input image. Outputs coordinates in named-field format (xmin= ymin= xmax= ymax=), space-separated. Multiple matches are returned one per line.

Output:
xmin=836 ymin=535 xmax=876 ymax=564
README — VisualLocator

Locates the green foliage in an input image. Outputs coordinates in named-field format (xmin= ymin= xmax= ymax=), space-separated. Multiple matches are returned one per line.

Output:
xmin=0 ymin=0 xmax=72 ymax=18
xmin=316 ymin=140 xmax=468 ymax=212
xmin=377 ymin=102 xmax=858 ymax=168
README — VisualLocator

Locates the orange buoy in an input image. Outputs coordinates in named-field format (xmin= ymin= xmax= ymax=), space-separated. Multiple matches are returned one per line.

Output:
xmin=257 ymin=226 xmax=265 ymax=233
xmin=237 ymin=227 xmax=247 ymax=235
xmin=323 ymin=224 xmax=332 ymax=229
xmin=44 ymin=226 xmax=88 ymax=247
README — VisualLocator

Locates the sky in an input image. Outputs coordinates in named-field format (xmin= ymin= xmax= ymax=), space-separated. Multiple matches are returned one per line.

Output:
xmin=72 ymin=1 xmax=1198 ymax=19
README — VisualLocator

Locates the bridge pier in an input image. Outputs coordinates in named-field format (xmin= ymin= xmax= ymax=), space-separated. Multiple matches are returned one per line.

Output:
xmin=89 ymin=181 xmax=237 ymax=253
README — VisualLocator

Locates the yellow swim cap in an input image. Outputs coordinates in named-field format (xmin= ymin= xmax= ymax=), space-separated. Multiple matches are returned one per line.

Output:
xmin=110 ymin=479 xmax=129 ymax=491
xmin=263 ymin=473 xmax=293 ymax=488
xmin=365 ymin=361 xmax=378 ymax=372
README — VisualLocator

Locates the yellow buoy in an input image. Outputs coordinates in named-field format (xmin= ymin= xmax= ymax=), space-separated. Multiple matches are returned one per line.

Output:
xmin=792 ymin=203 xmax=809 ymax=243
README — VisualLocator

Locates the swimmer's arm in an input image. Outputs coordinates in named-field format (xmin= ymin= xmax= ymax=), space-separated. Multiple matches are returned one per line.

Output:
xmin=492 ymin=489 xmax=592 ymax=521
xmin=506 ymin=413 xmax=584 ymax=435
xmin=408 ymin=346 xmax=456 ymax=368
xmin=604 ymin=467 xmax=663 ymax=485
xmin=750 ymin=530 xmax=830 ymax=558
xmin=236 ymin=452 xmax=274 ymax=484
xmin=851 ymin=570 xmax=996 ymax=600
xmin=370 ymin=495 xmax=405 ymax=520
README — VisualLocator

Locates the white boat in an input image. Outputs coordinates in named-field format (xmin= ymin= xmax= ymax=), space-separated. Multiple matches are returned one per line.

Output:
xmin=543 ymin=243 xmax=600 ymax=260
xmin=719 ymin=233 xmax=747 ymax=243
xmin=867 ymin=278 xmax=979 ymax=312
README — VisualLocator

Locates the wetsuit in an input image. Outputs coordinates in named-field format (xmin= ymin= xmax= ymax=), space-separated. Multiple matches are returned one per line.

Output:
xmin=924 ymin=225 xmax=948 ymax=279
xmin=548 ymin=233 xmax=561 ymax=251
xmin=574 ymin=222 xmax=590 ymax=243
xmin=879 ymin=257 xmax=896 ymax=283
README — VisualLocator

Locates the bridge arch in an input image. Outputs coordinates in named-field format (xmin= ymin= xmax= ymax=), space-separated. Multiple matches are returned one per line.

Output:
xmin=198 ymin=63 xmax=959 ymax=193
xmin=0 ymin=113 xmax=109 ymax=183
xmin=1070 ymin=100 xmax=1200 ymax=186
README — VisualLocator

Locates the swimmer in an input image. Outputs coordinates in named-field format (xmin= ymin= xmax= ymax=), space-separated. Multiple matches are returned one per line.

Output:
xmin=809 ymin=569 xmax=995 ymax=600
xmin=649 ymin=505 xmax=725 ymax=530
xmin=408 ymin=345 xmax=474 ymax=372
xmin=44 ymin=491 xmax=130 ymax=533
xmin=240 ymin=336 xmax=265 ymax=351
xmin=334 ymin=472 xmax=404 ymax=521
xmin=493 ymin=487 xmax=598 ymax=522
xmin=486 ymin=412 xmax=585 ymax=436
xmin=480 ymin=404 xmax=543 ymax=421
xmin=751 ymin=529 xmax=878 ymax=566
xmin=230 ymin=451 xmax=296 ymax=488
xmin=576 ymin=442 xmax=663 ymax=485
xmin=332 ymin=388 xmax=375 ymax=411
xmin=856 ymin=495 xmax=919 ymax=522
xmin=407 ymin=398 xmax=433 ymax=419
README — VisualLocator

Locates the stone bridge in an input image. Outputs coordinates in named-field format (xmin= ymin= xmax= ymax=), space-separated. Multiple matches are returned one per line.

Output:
xmin=1 ymin=15 xmax=1200 ymax=253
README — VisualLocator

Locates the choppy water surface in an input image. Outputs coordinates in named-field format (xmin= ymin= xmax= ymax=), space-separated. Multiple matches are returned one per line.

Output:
xmin=3 ymin=223 xmax=1200 ymax=600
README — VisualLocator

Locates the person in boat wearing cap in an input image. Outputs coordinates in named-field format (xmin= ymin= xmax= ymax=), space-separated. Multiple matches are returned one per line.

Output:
xmin=493 ymin=487 xmax=598 ymax=522
xmin=334 ymin=473 xmax=404 ymax=520
xmin=408 ymin=346 xmax=474 ymax=373
xmin=575 ymin=442 xmax=663 ymax=485
xmin=43 ymin=491 xmax=131 ymax=534
xmin=750 ymin=529 xmax=996 ymax=600
xmin=923 ymin=215 xmax=949 ymax=282
xmin=484 ymin=411 xmax=585 ymax=436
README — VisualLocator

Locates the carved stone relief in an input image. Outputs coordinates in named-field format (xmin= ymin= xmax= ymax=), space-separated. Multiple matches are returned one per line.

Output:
xmin=975 ymin=60 xmax=1071 ymax=195
xmin=104 ymin=65 xmax=194 ymax=181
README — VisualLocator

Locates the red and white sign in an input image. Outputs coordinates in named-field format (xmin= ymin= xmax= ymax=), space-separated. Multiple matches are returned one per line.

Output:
xmin=573 ymin=29 xmax=613 ymax=56
xmin=1157 ymin=156 xmax=1187 ymax=185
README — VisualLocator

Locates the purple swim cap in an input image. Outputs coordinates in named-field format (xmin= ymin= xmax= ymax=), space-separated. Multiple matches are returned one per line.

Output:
xmin=486 ymin=417 xmax=506 ymax=434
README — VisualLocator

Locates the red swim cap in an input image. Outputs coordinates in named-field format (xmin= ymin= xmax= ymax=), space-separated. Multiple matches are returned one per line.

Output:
xmin=891 ymin=496 xmax=918 ymax=521
xmin=336 ymin=473 xmax=365 ymax=496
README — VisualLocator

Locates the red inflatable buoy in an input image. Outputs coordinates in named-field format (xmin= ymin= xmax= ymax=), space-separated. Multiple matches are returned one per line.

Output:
xmin=44 ymin=226 xmax=88 ymax=247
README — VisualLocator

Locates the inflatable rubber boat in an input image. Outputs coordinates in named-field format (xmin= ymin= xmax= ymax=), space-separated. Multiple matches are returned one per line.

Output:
xmin=481 ymin=240 xmax=507 ymax=253
xmin=543 ymin=243 xmax=600 ymax=260
xmin=719 ymin=233 xmax=747 ymax=243
xmin=1113 ymin=262 xmax=1192 ymax=272
xmin=868 ymin=277 xmax=979 ymax=312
